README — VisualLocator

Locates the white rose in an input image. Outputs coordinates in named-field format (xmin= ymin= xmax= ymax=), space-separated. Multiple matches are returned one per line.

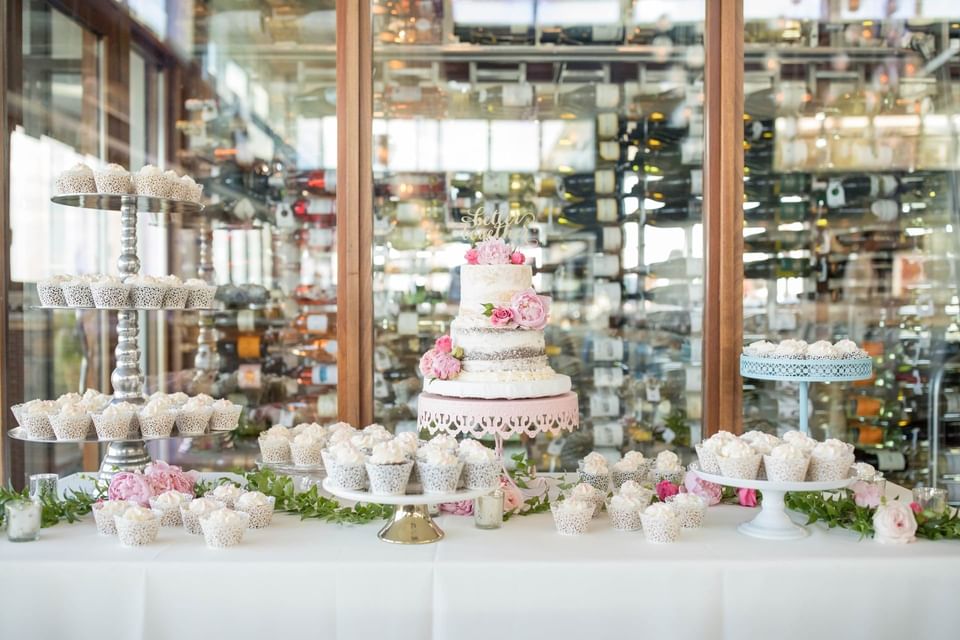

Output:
xmin=872 ymin=502 xmax=917 ymax=545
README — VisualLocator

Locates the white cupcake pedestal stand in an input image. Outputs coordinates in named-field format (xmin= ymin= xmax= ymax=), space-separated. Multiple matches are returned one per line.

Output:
xmin=690 ymin=463 xmax=854 ymax=540
xmin=322 ymin=478 xmax=490 ymax=544
xmin=740 ymin=355 xmax=873 ymax=435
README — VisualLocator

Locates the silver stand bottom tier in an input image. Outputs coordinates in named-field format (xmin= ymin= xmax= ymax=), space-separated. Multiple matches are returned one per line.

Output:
xmin=377 ymin=505 xmax=445 ymax=544
xmin=98 ymin=440 xmax=152 ymax=481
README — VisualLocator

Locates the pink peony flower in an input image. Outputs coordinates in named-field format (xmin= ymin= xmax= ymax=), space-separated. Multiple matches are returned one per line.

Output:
xmin=439 ymin=500 xmax=473 ymax=516
xmin=656 ymin=480 xmax=679 ymax=502
xmin=434 ymin=335 xmax=453 ymax=354
xmin=144 ymin=460 xmax=196 ymax=495
xmin=465 ymin=248 xmax=479 ymax=265
xmin=873 ymin=501 xmax=917 ymax=544
xmin=108 ymin=472 xmax=154 ymax=506
xmin=509 ymin=289 xmax=550 ymax=330
xmin=500 ymin=478 xmax=524 ymax=513
xmin=489 ymin=306 xmax=515 ymax=327
xmin=851 ymin=481 xmax=882 ymax=508
xmin=419 ymin=348 xmax=438 ymax=378
xmin=509 ymin=251 xmax=526 ymax=265
xmin=909 ymin=502 xmax=922 ymax=514
xmin=738 ymin=488 xmax=758 ymax=507
xmin=474 ymin=238 xmax=513 ymax=265
xmin=683 ymin=473 xmax=722 ymax=506
xmin=430 ymin=352 xmax=462 ymax=380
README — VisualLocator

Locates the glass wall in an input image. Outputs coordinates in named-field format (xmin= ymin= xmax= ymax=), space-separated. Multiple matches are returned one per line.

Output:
xmin=740 ymin=0 xmax=960 ymax=500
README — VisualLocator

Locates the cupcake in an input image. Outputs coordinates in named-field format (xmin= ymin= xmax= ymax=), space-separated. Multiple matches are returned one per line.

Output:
xmin=743 ymin=340 xmax=776 ymax=358
xmin=37 ymin=275 xmax=69 ymax=307
xmin=327 ymin=422 xmax=357 ymax=447
xmin=181 ymin=497 xmax=225 ymax=535
xmin=329 ymin=444 xmax=368 ymax=490
xmin=651 ymin=450 xmax=685 ymax=485
xmin=128 ymin=275 xmax=166 ymax=309
xmin=834 ymin=339 xmax=867 ymax=359
xmin=550 ymin=499 xmax=594 ymax=536
xmin=92 ymin=403 xmax=135 ymax=440
xmin=184 ymin=278 xmax=217 ymax=309
xmin=806 ymin=340 xmax=838 ymax=360
xmin=163 ymin=170 xmax=182 ymax=197
xmin=21 ymin=400 xmax=57 ymax=439
xmin=640 ymin=503 xmax=681 ymax=543
xmin=578 ymin=452 xmax=610 ymax=493
xmin=393 ymin=431 xmax=421 ymax=459
xmin=666 ymin=493 xmax=708 ymax=529
xmin=351 ymin=430 xmax=392 ymax=455
xmin=114 ymin=506 xmax=161 ymax=547
xmin=56 ymin=392 xmax=83 ymax=408
xmin=206 ymin=483 xmax=245 ymax=509
xmin=62 ymin=275 xmax=95 ymax=307
xmin=210 ymin=398 xmax=242 ymax=431
xmin=199 ymin=509 xmax=250 ymax=549
xmin=50 ymin=403 xmax=91 ymax=440
xmin=851 ymin=462 xmax=879 ymax=481
xmin=764 ymin=443 xmax=810 ymax=482
xmin=416 ymin=446 xmax=463 ymax=494
xmin=54 ymin=163 xmax=96 ymax=194
xmin=90 ymin=275 xmax=131 ymax=308
xmin=781 ymin=430 xmax=818 ymax=456
xmin=696 ymin=430 xmax=736 ymax=475
xmin=459 ymin=440 xmax=501 ymax=490
xmin=132 ymin=165 xmax=169 ymax=198
xmin=365 ymin=440 xmax=414 ymax=496
xmin=773 ymin=339 xmax=808 ymax=359
xmin=290 ymin=431 xmax=324 ymax=466
xmin=138 ymin=398 xmax=176 ymax=437
xmin=292 ymin=421 xmax=326 ymax=438
xmin=611 ymin=451 xmax=650 ymax=488
xmin=808 ymin=439 xmax=855 ymax=482
xmin=167 ymin=392 xmax=190 ymax=408
xmin=235 ymin=491 xmax=276 ymax=529
xmin=149 ymin=490 xmax=193 ymax=527
xmin=607 ymin=484 xmax=650 ymax=532
xmin=94 ymin=163 xmax=132 ymax=194
xmin=258 ymin=431 xmax=291 ymax=464
xmin=80 ymin=389 xmax=112 ymax=413
xmin=92 ymin=500 xmax=133 ymax=535
xmin=175 ymin=397 xmax=213 ymax=436
xmin=740 ymin=431 xmax=781 ymax=480
xmin=567 ymin=483 xmax=605 ymax=518
xmin=716 ymin=439 xmax=761 ymax=480
xmin=190 ymin=393 xmax=216 ymax=407
xmin=618 ymin=480 xmax=654 ymax=508
xmin=158 ymin=275 xmax=187 ymax=308
xmin=179 ymin=175 xmax=203 ymax=203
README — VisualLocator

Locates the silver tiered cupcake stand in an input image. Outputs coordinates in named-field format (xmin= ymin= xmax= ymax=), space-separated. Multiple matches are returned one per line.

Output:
xmin=7 ymin=193 xmax=230 ymax=478
xmin=740 ymin=355 xmax=873 ymax=434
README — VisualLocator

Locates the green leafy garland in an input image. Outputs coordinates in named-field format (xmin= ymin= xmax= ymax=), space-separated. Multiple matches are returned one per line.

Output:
xmin=0 ymin=484 xmax=103 ymax=529
xmin=242 ymin=469 xmax=393 ymax=524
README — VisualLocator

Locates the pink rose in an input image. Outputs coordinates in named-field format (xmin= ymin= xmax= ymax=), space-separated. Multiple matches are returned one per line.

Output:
xmin=851 ymin=481 xmax=882 ymax=508
xmin=509 ymin=251 xmax=526 ymax=265
xmin=439 ymin=500 xmax=473 ymax=516
xmin=500 ymin=478 xmax=524 ymax=513
xmin=108 ymin=472 xmax=154 ymax=506
xmin=434 ymin=335 xmax=453 ymax=354
xmin=683 ymin=473 xmax=722 ymax=506
xmin=873 ymin=501 xmax=917 ymax=544
xmin=474 ymin=238 xmax=512 ymax=265
xmin=465 ymin=248 xmax=479 ymax=265
xmin=430 ymin=352 xmax=462 ymax=380
xmin=489 ymin=306 xmax=515 ymax=327
xmin=656 ymin=480 xmax=679 ymax=502
xmin=419 ymin=348 xmax=438 ymax=378
xmin=909 ymin=502 xmax=922 ymax=514
xmin=509 ymin=289 xmax=549 ymax=330
xmin=738 ymin=488 xmax=758 ymax=507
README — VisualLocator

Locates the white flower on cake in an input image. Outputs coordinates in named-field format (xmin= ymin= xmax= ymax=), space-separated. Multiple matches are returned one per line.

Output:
xmin=851 ymin=462 xmax=878 ymax=480
xmin=152 ymin=491 xmax=190 ymax=508
xmin=769 ymin=443 xmax=808 ymax=461
xmin=872 ymin=501 xmax=917 ymax=544
xmin=655 ymin=450 xmax=683 ymax=471
xmin=121 ymin=506 xmax=157 ymax=522
xmin=782 ymin=430 xmax=818 ymax=453
xmin=811 ymin=439 xmax=851 ymax=461
xmin=210 ymin=484 xmax=244 ymax=502
xmin=718 ymin=440 xmax=755 ymax=460
xmin=187 ymin=498 xmax=223 ymax=514
xmin=236 ymin=491 xmax=271 ymax=510
xmin=420 ymin=446 xmax=459 ymax=467
xmin=739 ymin=431 xmax=781 ymax=455
xmin=643 ymin=503 xmax=677 ymax=521
xmin=581 ymin=452 xmax=609 ymax=475
xmin=369 ymin=441 xmax=407 ymax=465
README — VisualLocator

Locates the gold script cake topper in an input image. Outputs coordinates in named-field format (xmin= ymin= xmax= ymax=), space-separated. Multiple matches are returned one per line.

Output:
xmin=462 ymin=206 xmax=536 ymax=243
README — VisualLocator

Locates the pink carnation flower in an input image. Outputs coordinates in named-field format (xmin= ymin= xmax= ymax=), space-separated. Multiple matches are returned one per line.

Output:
xmin=474 ymin=238 xmax=512 ymax=265
xmin=439 ymin=500 xmax=473 ymax=516
xmin=108 ymin=472 xmax=154 ymax=506
xmin=434 ymin=335 xmax=453 ymax=354
xmin=489 ymin=306 xmax=515 ymax=327
xmin=430 ymin=352 xmax=462 ymax=380
xmin=851 ymin=481 xmax=882 ymax=508
xmin=419 ymin=348 xmax=438 ymax=378
xmin=510 ymin=289 xmax=549 ymax=330
xmin=465 ymin=248 xmax=479 ymax=265
xmin=683 ymin=473 xmax=722 ymax=506
xmin=509 ymin=251 xmax=526 ymax=265
xmin=656 ymin=480 xmax=679 ymax=502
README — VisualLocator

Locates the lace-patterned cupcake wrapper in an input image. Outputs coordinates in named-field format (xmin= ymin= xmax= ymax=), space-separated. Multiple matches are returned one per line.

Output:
xmin=50 ymin=414 xmax=92 ymax=440
xmin=717 ymin=455 xmax=762 ymax=481
xmin=608 ymin=505 xmax=642 ymax=531
xmin=577 ymin=470 xmax=610 ymax=494
xmin=115 ymin=517 xmax=160 ymax=547
xmin=640 ymin=515 xmax=681 ymax=543
xmin=763 ymin=455 xmax=810 ymax=482
xmin=551 ymin=504 xmax=592 ymax=535
xmin=365 ymin=461 xmax=414 ymax=496
xmin=808 ymin=455 xmax=855 ymax=482
xmin=695 ymin=445 xmax=721 ymax=474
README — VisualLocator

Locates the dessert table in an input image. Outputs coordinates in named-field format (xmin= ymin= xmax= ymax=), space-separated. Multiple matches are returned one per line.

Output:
xmin=1 ymin=476 xmax=958 ymax=640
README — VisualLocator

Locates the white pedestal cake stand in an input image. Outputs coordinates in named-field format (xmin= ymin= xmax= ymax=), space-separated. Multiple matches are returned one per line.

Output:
xmin=322 ymin=478 xmax=490 ymax=544
xmin=690 ymin=463 xmax=854 ymax=540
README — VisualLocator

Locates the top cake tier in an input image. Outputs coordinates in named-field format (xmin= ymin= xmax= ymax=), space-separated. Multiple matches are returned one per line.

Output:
xmin=458 ymin=264 xmax=532 ymax=319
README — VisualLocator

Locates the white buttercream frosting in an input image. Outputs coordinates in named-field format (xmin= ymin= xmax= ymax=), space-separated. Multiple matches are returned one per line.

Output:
xmin=782 ymin=430 xmax=818 ymax=453
xmin=121 ymin=506 xmax=157 ymax=522
xmin=152 ymin=491 xmax=190 ymax=509
xmin=420 ymin=447 xmax=459 ymax=467
xmin=555 ymin=499 xmax=594 ymax=517
xmin=187 ymin=498 xmax=223 ymax=514
xmin=95 ymin=500 xmax=133 ymax=517
xmin=569 ymin=483 xmax=602 ymax=502
xmin=718 ymin=440 xmax=756 ymax=459
xmin=236 ymin=491 xmax=271 ymax=510
xmin=702 ymin=430 xmax=737 ymax=454
xmin=264 ymin=424 xmax=292 ymax=439
xmin=851 ymin=462 xmax=878 ymax=480
xmin=581 ymin=452 xmax=609 ymax=475
xmin=740 ymin=431 xmax=781 ymax=455
xmin=655 ymin=450 xmax=683 ymax=471
xmin=459 ymin=440 xmax=497 ymax=464
xmin=610 ymin=494 xmax=644 ymax=511
xmin=333 ymin=444 xmax=366 ymax=466
xmin=770 ymin=443 xmax=808 ymax=461
xmin=744 ymin=340 xmax=776 ymax=357
xmin=773 ymin=339 xmax=808 ymax=358
xmin=394 ymin=431 xmax=420 ymax=456
xmin=643 ymin=503 xmax=677 ymax=521
xmin=669 ymin=493 xmax=706 ymax=507
xmin=210 ymin=484 xmax=244 ymax=502
xmin=811 ymin=438 xmax=852 ymax=461
xmin=201 ymin=509 xmax=246 ymax=528
xmin=369 ymin=440 xmax=407 ymax=465
xmin=807 ymin=340 xmax=838 ymax=359
xmin=293 ymin=432 xmax=323 ymax=447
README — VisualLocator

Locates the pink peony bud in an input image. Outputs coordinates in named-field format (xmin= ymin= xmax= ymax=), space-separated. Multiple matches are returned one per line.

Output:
xmin=434 ymin=335 xmax=453 ymax=354
xmin=464 ymin=248 xmax=479 ymax=265
xmin=509 ymin=251 xmax=526 ymax=265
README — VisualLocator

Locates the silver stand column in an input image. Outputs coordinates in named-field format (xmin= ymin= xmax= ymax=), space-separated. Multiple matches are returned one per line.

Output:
xmin=193 ymin=215 xmax=220 ymax=374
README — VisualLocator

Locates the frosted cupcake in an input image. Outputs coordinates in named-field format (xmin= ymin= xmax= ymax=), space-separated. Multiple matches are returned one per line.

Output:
xmin=851 ymin=462 xmax=879 ymax=481
xmin=129 ymin=275 xmax=166 ymax=309
xmin=743 ymin=340 xmax=776 ymax=358
xmin=365 ymin=440 xmax=414 ymax=495
xmin=716 ymin=439 xmax=761 ymax=480
xmin=158 ymin=275 xmax=187 ymax=308
xmin=200 ymin=509 xmax=250 ymax=549
xmin=329 ymin=444 xmax=368 ymax=490
xmin=50 ymin=403 xmax=91 ymax=440
xmin=94 ymin=163 xmax=132 ymax=194
xmin=351 ymin=430 xmax=392 ymax=455
xmin=235 ymin=491 xmax=276 ymax=529
xmin=80 ymin=388 xmax=112 ymax=413
xmin=640 ymin=503 xmax=681 ymax=543
xmin=578 ymin=452 xmax=610 ymax=493
xmin=808 ymin=439 xmax=855 ymax=481
xmin=550 ymin=499 xmax=594 ymax=536
xmin=327 ymin=422 xmax=357 ymax=447
xmin=173 ymin=397 xmax=211 ymax=436
xmin=54 ymin=163 xmax=96 ymax=194
xmin=37 ymin=275 xmax=69 ymax=307
xmin=291 ymin=421 xmax=325 ymax=438
xmin=138 ymin=398 xmax=176 ymax=437
xmin=133 ymin=165 xmax=169 ymax=197
xmin=607 ymin=494 xmax=643 ymax=531
xmin=56 ymin=392 xmax=82 ymax=408
xmin=149 ymin=491 xmax=193 ymax=527
xmin=567 ymin=482 xmax=605 ymax=518
xmin=184 ymin=278 xmax=217 ymax=309
xmin=163 ymin=170 xmax=182 ymax=197
xmin=394 ymin=431 xmax=421 ymax=459
xmin=114 ymin=506 xmax=161 ymax=547
xmin=92 ymin=500 xmax=133 ymax=535
xmin=459 ymin=440 xmax=501 ymax=490
xmin=781 ymin=430 xmax=818 ymax=456
xmin=180 ymin=497 xmax=224 ymax=535
xmin=206 ymin=483 xmax=245 ymax=509
xmin=92 ymin=403 xmax=135 ymax=440
xmin=210 ymin=398 xmax=242 ymax=431
xmin=62 ymin=275 xmax=95 ymax=307
xmin=651 ymin=450 xmax=685 ymax=485
xmin=21 ymin=400 xmax=57 ymax=439
xmin=740 ymin=431 xmax=781 ymax=479
xmin=258 ymin=431 xmax=291 ymax=464
xmin=179 ymin=175 xmax=203 ymax=203
xmin=806 ymin=340 xmax=838 ymax=360
xmin=290 ymin=431 xmax=324 ymax=466
xmin=696 ymin=430 xmax=736 ymax=475
xmin=773 ymin=339 xmax=808 ymax=359
xmin=90 ymin=275 xmax=131 ymax=308
xmin=612 ymin=451 xmax=651 ymax=488
xmin=764 ymin=443 xmax=810 ymax=482
xmin=416 ymin=446 xmax=463 ymax=494
xmin=666 ymin=493 xmax=708 ymax=529
xmin=834 ymin=339 xmax=867 ymax=359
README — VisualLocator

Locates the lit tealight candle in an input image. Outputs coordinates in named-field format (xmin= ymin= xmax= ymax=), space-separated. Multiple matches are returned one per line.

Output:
xmin=5 ymin=499 xmax=42 ymax=542
xmin=474 ymin=490 xmax=503 ymax=530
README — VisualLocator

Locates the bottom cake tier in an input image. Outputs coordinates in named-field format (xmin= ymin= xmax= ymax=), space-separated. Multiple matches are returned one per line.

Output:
xmin=423 ymin=373 xmax=571 ymax=399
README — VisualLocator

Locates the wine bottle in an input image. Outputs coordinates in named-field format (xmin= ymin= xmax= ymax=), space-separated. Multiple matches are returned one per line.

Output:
xmin=558 ymin=84 xmax=621 ymax=112
xmin=561 ymin=170 xmax=618 ymax=198
xmin=298 ymin=364 xmax=338 ymax=386
xmin=540 ymin=25 xmax=625 ymax=45
xmin=454 ymin=24 xmax=535 ymax=45
xmin=294 ymin=311 xmax=337 ymax=336
xmin=560 ymin=198 xmax=621 ymax=225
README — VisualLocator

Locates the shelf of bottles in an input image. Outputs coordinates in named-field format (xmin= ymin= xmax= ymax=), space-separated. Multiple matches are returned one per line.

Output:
xmin=370 ymin=0 xmax=707 ymax=469
xmin=737 ymin=4 xmax=960 ymax=493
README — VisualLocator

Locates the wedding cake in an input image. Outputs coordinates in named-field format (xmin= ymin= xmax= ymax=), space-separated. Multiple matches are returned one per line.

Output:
xmin=419 ymin=239 xmax=572 ymax=400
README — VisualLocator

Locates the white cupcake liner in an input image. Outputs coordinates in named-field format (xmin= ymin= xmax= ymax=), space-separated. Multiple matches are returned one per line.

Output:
xmin=55 ymin=172 xmax=96 ymax=194
xmin=608 ymin=504 xmax=642 ymax=531
xmin=186 ymin=183 xmax=203 ymax=203
xmin=131 ymin=285 xmax=166 ymax=309
xmin=366 ymin=461 xmax=414 ymax=496
xmin=763 ymin=455 xmax=810 ymax=483
xmin=115 ymin=514 xmax=161 ymax=547
xmin=258 ymin=438 xmax=291 ymax=464
xmin=94 ymin=171 xmax=131 ymax=195
xmin=11 ymin=404 xmax=25 ymax=426
xmin=550 ymin=502 xmax=592 ymax=535
xmin=463 ymin=460 xmax=502 ymax=490
xmin=577 ymin=470 xmax=610 ymax=494
xmin=808 ymin=454 xmax=855 ymax=482
xmin=290 ymin=441 xmax=323 ymax=466
xmin=612 ymin=465 xmax=651 ymax=489
xmin=187 ymin=285 xmax=217 ymax=309
xmin=163 ymin=287 xmax=189 ymax=309
xmin=91 ymin=283 xmax=132 ymax=308
xmin=210 ymin=404 xmax=242 ymax=431
xmin=169 ymin=181 xmax=192 ymax=201
xmin=667 ymin=498 xmax=707 ymax=529
xmin=22 ymin=414 xmax=55 ymax=439
xmin=138 ymin=412 xmax=176 ymax=437
xmin=717 ymin=454 xmax=762 ymax=480
xmin=37 ymin=283 xmax=67 ymax=307
xmin=92 ymin=412 xmax=133 ymax=440
xmin=50 ymin=413 xmax=91 ymax=440
xmin=149 ymin=496 xmax=192 ymax=527
xmin=93 ymin=502 xmax=130 ymax=535
xmin=651 ymin=468 xmax=686 ymax=485
xmin=331 ymin=462 xmax=367 ymax=490
xmin=695 ymin=444 xmax=721 ymax=474
xmin=62 ymin=281 xmax=94 ymax=307
xmin=200 ymin=511 xmax=250 ymax=549
xmin=236 ymin=498 xmax=276 ymax=529
xmin=180 ymin=501 xmax=225 ymax=535
xmin=640 ymin=514 xmax=681 ymax=543
xmin=417 ymin=461 xmax=464 ymax=493
xmin=204 ymin=491 xmax=241 ymax=509
xmin=175 ymin=408 xmax=213 ymax=436
xmin=133 ymin=174 xmax=170 ymax=198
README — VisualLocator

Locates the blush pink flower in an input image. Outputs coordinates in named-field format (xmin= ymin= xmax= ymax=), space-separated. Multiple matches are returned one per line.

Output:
xmin=683 ymin=473 xmax=722 ymax=506
xmin=465 ymin=248 xmax=479 ymax=265
xmin=434 ymin=335 xmax=453 ymax=354
xmin=474 ymin=238 xmax=512 ymax=265
xmin=430 ymin=352 xmax=462 ymax=380
xmin=144 ymin=460 xmax=197 ymax=495
xmin=439 ymin=500 xmax=473 ymax=516
xmin=489 ymin=306 xmax=515 ymax=327
xmin=509 ymin=251 xmax=526 ymax=265
xmin=656 ymin=480 xmax=679 ymax=502
xmin=909 ymin=502 xmax=922 ymax=514
xmin=851 ymin=481 xmax=882 ymax=508
xmin=873 ymin=501 xmax=917 ymax=544
xmin=509 ymin=289 xmax=549 ymax=330
xmin=738 ymin=488 xmax=758 ymax=507
xmin=500 ymin=478 xmax=524 ymax=513
xmin=419 ymin=348 xmax=438 ymax=378
xmin=108 ymin=472 xmax=154 ymax=506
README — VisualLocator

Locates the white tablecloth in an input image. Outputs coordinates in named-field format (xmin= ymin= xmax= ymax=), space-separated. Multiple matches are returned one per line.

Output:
xmin=1 ymin=475 xmax=958 ymax=640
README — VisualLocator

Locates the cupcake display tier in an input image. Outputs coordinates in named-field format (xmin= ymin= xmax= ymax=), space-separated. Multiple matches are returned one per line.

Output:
xmin=417 ymin=392 xmax=579 ymax=438
xmin=690 ymin=463 xmax=854 ymax=541
xmin=8 ymin=425 xmax=236 ymax=445
xmin=33 ymin=305 xmax=215 ymax=311
xmin=322 ymin=478 xmax=492 ymax=545
xmin=255 ymin=458 xmax=325 ymax=476
xmin=51 ymin=193 xmax=204 ymax=215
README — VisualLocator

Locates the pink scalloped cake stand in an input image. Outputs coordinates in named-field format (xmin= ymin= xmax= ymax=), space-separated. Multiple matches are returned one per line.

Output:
xmin=417 ymin=392 xmax=579 ymax=439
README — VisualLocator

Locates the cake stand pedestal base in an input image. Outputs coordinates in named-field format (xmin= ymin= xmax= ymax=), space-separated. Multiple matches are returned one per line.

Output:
xmin=735 ymin=489 xmax=807 ymax=540
xmin=378 ymin=505 xmax=444 ymax=544
xmin=99 ymin=441 xmax=152 ymax=480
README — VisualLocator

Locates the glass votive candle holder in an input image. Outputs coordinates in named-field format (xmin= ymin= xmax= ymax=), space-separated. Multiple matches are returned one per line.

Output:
xmin=5 ymin=499 xmax=42 ymax=542
xmin=912 ymin=487 xmax=947 ymax=515
xmin=29 ymin=473 xmax=59 ymax=499
xmin=474 ymin=490 xmax=503 ymax=530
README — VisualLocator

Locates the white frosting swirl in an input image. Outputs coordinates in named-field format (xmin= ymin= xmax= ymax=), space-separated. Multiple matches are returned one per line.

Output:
xmin=744 ymin=340 xmax=776 ymax=357
xmin=811 ymin=438 xmax=852 ymax=461
xmin=369 ymin=440 xmax=407 ymax=465
xmin=293 ymin=432 xmax=323 ymax=447
xmin=701 ymin=430 xmax=737 ymax=454
xmin=773 ymin=339 xmax=808 ymax=358
xmin=655 ymin=450 xmax=683 ymax=471
xmin=426 ymin=433 xmax=457 ymax=452
xmin=57 ymin=393 xmax=82 ymax=407
xmin=139 ymin=400 xmax=171 ymax=418
xmin=420 ymin=446 xmax=459 ymax=467
xmin=459 ymin=441 xmax=497 ymax=465
xmin=191 ymin=394 xmax=216 ymax=406
xmin=770 ymin=443 xmax=808 ymax=461
xmin=669 ymin=493 xmax=706 ymax=507
xmin=569 ymin=483 xmax=602 ymax=502
xmin=236 ymin=491 xmax=271 ymax=510
xmin=187 ymin=498 xmax=223 ymax=514
xmin=643 ymin=503 xmax=677 ymax=520
xmin=613 ymin=458 xmax=640 ymax=473
xmin=152 ymin=491 xmax=190 ymax=509
xmin=181 ymin=397 xmax=210 ymax=412
xmin=333 ymin=444 xmax=366 ymax=466
xmin=202 ymin=509 xmax=246 ymax=528
xmin=740 ymin=431 xmax=781 ymax=455
xmin=581 ymin=452 xmax=609 ymax=475
xmin=96 ymin=500 xmax=132 ymax=517
xmin=121 ymin=506 xmax=157 ymax=522
xmin=394 ymin=432 xmax=420 ymax=456
xmin=211 ymin=484 xmax=244 ymax=502
xmin=807 ymin=340 xmax=838 ymax=359
xmin=782 ymin=430 xmax=818 ymax=453
xmin=833 ymin=339 xmax=862 ymax=356
xmin=718 ymin=440 xmax=756 ymax=459
xmin=59 ymin=403 xmax=88 ymax=419
xmin=212 ymin=399 xmax=234 ymax=411
xmin=138 ymin=164 xmax=163 ymax=177
xmin=264 ymin=425 xmax=292 ymax=439
xmin=25 ymin=400 xmax=57 ymax=416
xmin=851 ymin=462 xmax=878 ymax=480
xmin=610 ymin=494 xmax=644 ymax=511
xmin=555 ymin=499 xmax=594 ymax=517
